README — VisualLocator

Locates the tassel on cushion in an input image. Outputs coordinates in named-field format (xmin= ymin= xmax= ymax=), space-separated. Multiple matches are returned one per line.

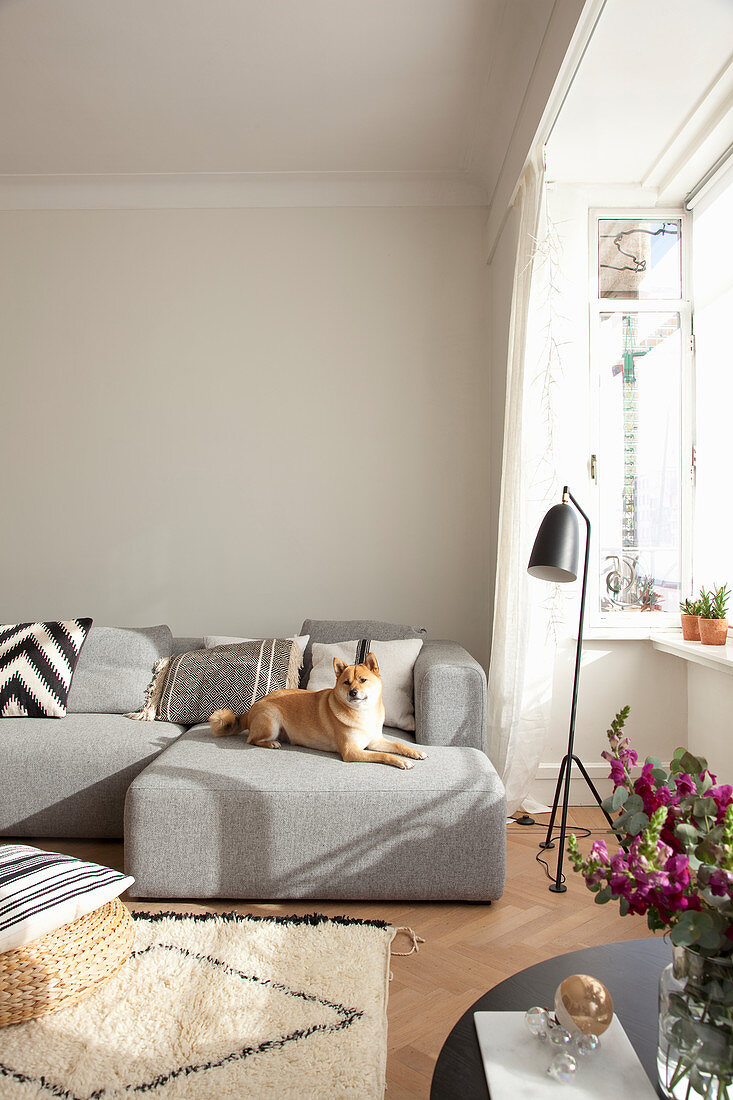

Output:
xmin=125 ymin=657 xmax=170 ymax=721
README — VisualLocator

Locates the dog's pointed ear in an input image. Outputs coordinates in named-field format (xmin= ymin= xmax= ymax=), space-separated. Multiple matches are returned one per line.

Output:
xmin=364 ymin=652 xmax=380 ymax=676
xmin=333 ymin=657 xmax=347 ymax=679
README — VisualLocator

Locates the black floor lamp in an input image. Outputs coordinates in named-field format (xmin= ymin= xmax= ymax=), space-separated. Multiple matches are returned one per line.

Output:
xmin=527 ymin=485 xmax=614 ymax=893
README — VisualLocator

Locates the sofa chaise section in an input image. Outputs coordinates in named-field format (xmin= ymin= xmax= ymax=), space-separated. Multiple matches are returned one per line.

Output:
xmin=125 ymin=725 xmax=506 ymax=901
xmin=0 ymin=713 xmax=185 ymax=838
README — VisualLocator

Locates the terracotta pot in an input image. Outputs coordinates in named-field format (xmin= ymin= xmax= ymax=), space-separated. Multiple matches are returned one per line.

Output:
xmin=680 ymin=613 xmax=700 ymax=641
xmin=698 ymin=617 xmax=729 ymax=646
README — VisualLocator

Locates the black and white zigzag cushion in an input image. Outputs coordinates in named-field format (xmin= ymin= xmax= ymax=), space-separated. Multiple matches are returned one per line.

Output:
xmin=0 ymin=843 xmax=134 ymax=953
xmin=0 ymin=619 xmax=93 ymax=718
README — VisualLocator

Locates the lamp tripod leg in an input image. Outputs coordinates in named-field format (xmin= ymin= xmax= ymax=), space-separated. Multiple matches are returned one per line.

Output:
xmin=539 ymin=755 xmax=568 ymax=851
xmin=571 ymin=755 xmax=615 ymax=828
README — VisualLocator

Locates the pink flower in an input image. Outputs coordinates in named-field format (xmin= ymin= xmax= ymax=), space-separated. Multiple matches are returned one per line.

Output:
xmin=583 ymin=841 xmax=610 ymax=886
xmin=655 ymin=786 xmax=674 ymax=806
xmin=675 ymin=773 xmax=697 ymax=799
xmin=709 ymin=785 xmax=733 ymax=819
xmin=605 ymin=757 xmax=627 ymax=788
xmin=589 ymin=840 xmax=610 ymax=864
xmin=634 ymin=763 xmax=667 ymax=816
xmin=698 ymin=865 xmax=733 ymax=898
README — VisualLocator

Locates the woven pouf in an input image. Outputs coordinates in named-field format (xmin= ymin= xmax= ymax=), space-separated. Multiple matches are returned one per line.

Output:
xmin=0 ymin=896 xmax=133 ymax=1028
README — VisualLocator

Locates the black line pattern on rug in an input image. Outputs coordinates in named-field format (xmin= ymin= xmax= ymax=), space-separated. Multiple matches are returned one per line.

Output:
xmin=131 ymin=941 xmax=363 ymax=1019
xmin=131 ymin=909 xmax=389 ymax=929
xmin=0 ymin=917 xmax=369 ymax=1100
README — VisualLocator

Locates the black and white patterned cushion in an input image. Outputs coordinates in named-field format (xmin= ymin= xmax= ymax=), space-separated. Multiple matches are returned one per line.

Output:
xmin=157 ymin=638 xmax=299 ymax=725
xmin=0 ymin=619 xmax=92 ymax=718
xmin=0 ymin=843 xmax=134 ymax=953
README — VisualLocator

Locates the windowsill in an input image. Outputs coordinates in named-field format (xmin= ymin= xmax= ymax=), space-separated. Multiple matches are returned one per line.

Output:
xmin=583 ymin=628 xmax=657 ymax=641
xmin=650 ymin=632 xmax=733 ymax=674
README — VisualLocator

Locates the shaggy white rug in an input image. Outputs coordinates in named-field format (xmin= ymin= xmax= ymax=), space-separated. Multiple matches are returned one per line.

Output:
xmin=0 ymin=911 xmax=397 ymax=1099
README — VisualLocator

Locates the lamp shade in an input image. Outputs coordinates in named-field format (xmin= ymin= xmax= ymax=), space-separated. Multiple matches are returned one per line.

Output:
xmin=528 ymin=502 xmax=579 ymax=583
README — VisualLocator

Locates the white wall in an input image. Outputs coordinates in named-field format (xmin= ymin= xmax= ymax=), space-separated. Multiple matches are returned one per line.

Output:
xmin=0 ymin=206 xmax=492 ymax=662
xmin=538 ymin=638 xmax=689 ymax=803
xmin=687 ymin=665 xmax=733 ymax=779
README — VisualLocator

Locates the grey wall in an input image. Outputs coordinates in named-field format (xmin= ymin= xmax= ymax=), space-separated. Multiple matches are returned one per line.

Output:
xmin=1 ymin=206 xmax=492 ymax=663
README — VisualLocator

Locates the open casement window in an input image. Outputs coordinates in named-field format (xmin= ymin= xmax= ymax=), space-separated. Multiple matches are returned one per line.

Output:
xmin=588 ymin=210 xmax=693 ymax=630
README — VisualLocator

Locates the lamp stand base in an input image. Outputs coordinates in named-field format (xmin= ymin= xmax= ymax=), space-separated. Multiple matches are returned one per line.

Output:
xmin=540 ymin=753 xmax=615 ymax=894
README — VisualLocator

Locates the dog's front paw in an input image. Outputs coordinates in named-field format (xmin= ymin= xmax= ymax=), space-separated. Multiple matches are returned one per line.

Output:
xmin=413 ymin=750 xmax=427 ymax=760
xmin=395 ymin=758 xmax=415 ymax=769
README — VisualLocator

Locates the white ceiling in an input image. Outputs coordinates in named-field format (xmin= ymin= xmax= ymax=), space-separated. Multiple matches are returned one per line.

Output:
xmin=547 ymin=0 xmax=733 ymax=202
xmin=0 ymin=0 xmax=582 ymax=207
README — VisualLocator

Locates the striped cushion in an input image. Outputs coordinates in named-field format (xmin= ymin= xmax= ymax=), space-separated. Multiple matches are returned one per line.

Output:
xmin=0 ymin=844 xmax=134 ymax=953
xmin=156 ymin=638 xmax=301 ymax=725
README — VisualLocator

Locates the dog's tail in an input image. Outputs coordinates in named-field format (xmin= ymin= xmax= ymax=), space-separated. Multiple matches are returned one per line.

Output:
xmin=209 ymin=708 xmax=249 ymax=737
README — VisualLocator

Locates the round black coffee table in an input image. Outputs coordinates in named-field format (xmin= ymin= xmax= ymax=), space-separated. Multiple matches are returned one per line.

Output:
xmin=431 ymin=937 xmax=671 ymax=1099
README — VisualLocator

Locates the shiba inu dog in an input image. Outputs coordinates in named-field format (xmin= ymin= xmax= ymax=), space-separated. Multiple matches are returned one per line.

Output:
xmin=209 ymin=652 xmax=427 ymax=769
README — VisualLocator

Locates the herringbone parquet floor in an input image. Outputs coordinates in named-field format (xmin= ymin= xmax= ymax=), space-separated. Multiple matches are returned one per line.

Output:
xmin=20 ymin=808 xmax=655 ymax=1098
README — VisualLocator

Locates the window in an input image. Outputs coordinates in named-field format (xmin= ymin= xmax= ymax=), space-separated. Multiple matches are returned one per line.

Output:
xmin=589 ymin=212 xmax=692 ymax=628
xmin=690 ymin=168 xmax=733 ymax=590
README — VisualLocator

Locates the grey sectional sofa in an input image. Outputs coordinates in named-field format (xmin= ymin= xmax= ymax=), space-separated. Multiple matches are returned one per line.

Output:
xmin=2 ymin=620 xmax=506 ymax=901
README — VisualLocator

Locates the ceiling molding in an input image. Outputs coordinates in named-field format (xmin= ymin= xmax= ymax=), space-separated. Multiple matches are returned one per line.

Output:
xmin=484 ymin=0 xmax=587 ymax=262
xmin=0 ymin=171 xmax=488 ymax=211
xmin=643 ymin=55 xmax=733 ymax=204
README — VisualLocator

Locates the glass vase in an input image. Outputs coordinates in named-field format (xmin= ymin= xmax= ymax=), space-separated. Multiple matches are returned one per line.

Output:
xmin=658 ymin=945 xmax=733 ymax=1099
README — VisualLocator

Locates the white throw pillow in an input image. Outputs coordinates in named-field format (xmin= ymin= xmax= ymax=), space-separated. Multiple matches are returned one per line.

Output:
xmin=307 ymin=638 xmax=423 ymax=732
xmin=0 ymin=843 xmax=134 ymax=953
xmin=204 ymin=634 xmax=309 ymax=657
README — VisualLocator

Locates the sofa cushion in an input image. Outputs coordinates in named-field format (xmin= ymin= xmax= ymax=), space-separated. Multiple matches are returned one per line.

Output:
xmin=0 ymin=714 xmax=184 ymax=838
xmin=204 ymin=634 xmax=310 ymax=657
xmin=299 ymin=618 xmax=427 ymax=687
xmin=0 ymin=619 xmax=93 ymax=718
xmin=157 ymin=638 xmax=301 ymax=725
xmin=307 ymin=638 xmax=424 ymax=731
xmin=124 ymin=724 xmax=506 ymax=901
xmin=171 ymin=636 xmax=204 ymax=656
xmin=67 ymin=625 xmax=173 ymax=714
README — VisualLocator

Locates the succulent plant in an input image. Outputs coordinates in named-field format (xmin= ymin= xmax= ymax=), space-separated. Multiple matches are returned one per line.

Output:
xmin=680 ymin=597 xmax=702 ymax=616
xmin=711 ymin=583 xmax=730 ymax=620
xmin=699 ymin=583 xmax=730 ymax=620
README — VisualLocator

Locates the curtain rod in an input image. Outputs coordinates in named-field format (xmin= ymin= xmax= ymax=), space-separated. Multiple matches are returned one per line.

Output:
xmin=543 ymin=0 xmax=608 ymax=148
xmin=684 ymin=141 xmax=733 ymax=210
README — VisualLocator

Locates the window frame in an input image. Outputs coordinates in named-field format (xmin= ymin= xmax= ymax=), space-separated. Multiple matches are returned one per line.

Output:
xmin=587 ymin=206 xmax=694 ymax=632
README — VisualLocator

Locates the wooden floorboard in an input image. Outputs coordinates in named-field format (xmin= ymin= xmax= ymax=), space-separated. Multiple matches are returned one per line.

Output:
xmin=13 ymin=808 xmax=657 ymax=1098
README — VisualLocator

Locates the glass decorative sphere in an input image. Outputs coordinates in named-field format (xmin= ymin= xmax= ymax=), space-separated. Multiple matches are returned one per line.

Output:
xmin=549 ymin=1025 xmax=572 ymax=1046
xmin=547 ymin=1052 xmax=577 ymax=1084
xmin=524 ymin=1006 xmax=550 ymax=1038
xmin=574 ymin=1031 xmax=601 ymax=1056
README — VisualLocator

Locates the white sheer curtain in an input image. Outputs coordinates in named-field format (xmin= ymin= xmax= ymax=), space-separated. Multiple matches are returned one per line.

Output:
xmin=487 ymin=148 xmax=563 ymax=814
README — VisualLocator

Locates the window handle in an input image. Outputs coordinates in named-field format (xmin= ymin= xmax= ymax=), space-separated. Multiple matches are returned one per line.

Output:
xmin=590 ymin=454 xmax=598 ymax=484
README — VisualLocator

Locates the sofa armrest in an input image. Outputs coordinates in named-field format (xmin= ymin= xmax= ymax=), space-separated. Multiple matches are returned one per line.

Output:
xmin=413 ymin=640 xmax=487 ymax=751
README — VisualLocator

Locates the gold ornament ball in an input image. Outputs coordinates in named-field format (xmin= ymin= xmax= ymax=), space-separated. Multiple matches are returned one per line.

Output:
xmin=553 ymin=974 xmax=614 ymax=1036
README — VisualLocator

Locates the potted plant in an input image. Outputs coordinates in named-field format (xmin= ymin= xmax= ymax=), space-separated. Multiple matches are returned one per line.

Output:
xmin=639 ymin=575 xmax=663 ymax=612
xmin=698 ymin=584 xmax=730 ymax=646
xmin=568 ymin=708 xmax=733 ymax=1099
xmin=679 ymin=596 xmax=702 ymax=641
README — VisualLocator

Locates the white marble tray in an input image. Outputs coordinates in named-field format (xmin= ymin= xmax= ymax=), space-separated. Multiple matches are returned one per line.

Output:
xmin=473 ymin=1011 xmax=658 ymax=1099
